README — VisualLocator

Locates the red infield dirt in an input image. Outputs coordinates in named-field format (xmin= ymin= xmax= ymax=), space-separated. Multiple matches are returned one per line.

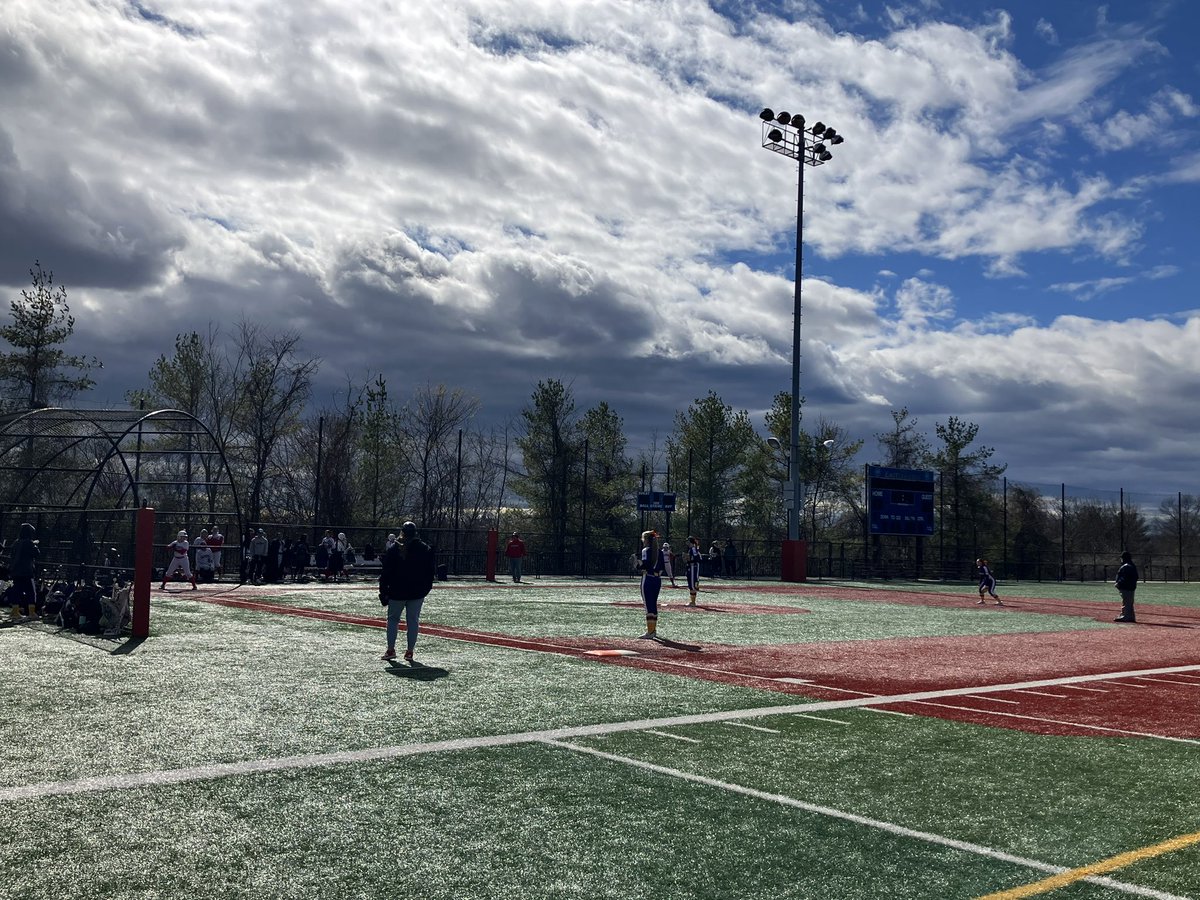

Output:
xmin=192 ymin=586 xmax=1200 ymax=740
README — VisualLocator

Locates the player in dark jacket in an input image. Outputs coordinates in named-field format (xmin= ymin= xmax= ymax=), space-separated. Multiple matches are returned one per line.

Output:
xmin=379 ymin=521 xmax=435 ymax=661
xmin=1114 ymin=551 xmax=1138 ymax=623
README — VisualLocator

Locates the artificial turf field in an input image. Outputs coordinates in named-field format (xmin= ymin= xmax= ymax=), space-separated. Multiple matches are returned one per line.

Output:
xmin=3 ymin=575 xmax=1199 ymax=899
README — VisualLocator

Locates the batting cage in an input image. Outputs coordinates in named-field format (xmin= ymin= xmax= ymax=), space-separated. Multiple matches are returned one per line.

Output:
xmin=0 ymin=407 xmax=243 ymax=636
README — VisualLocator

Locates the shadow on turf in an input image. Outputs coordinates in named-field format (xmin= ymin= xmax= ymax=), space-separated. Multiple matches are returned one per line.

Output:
xmin=385 ymin=661 xmax=449 ymax=681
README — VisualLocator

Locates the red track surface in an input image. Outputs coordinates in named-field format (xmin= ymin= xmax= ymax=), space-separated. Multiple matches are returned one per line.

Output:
xmin=191 ymin=587 xmax=1200 ymax=740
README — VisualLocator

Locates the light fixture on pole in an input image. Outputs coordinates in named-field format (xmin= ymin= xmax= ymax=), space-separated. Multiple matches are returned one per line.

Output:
xmin=759 ymin=107 xmax=843 ymax=580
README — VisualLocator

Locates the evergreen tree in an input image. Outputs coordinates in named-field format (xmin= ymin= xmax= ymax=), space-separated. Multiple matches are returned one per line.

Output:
xmin=931 ymin=416 xmax=1006 ymax=574
xmin=666 ymin=391 xmax=756 ymax=542
xmin=512 ymin=379 xmax=582 ymax=566
xmin=0 ymin=261 xmax=99 ymax=409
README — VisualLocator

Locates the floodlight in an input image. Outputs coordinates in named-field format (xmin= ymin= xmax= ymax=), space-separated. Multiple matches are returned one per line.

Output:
xmin=776 ymin=111 xmax=791 ymax=125
xmin=813 ymin=143 xmax=826 ymax=154
xmin=767 ymin=128 xmax=784 ymax=143
xmin=811 ymin=122 xmax=826 ymax=135
xmin=829 ymin=134 xmax=844 ymax=145
xmin=819 ymin=151 xmax=832 ymax=161
xmin=823 ymin=128 xmax=837 ymax=140
xmin=791 ymin=114 xmax=805 ymax=130
xmin=760 ymin=108 xmax=775 ymax=121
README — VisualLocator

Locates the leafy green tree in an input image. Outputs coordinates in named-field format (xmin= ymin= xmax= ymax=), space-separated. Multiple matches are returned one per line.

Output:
xmin=0 ymin=261 xmax=99 ymax=409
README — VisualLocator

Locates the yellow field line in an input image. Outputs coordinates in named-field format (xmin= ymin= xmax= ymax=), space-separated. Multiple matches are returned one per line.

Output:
xmin=977 ymin=829 xmax=1200 ymax=899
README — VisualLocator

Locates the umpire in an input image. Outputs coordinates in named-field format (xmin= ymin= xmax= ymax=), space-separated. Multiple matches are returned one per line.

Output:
xmin=1114 ymin=551 xmax=1138 ymax=624
xmin=379 ymin=521 xmax=436 ymax=661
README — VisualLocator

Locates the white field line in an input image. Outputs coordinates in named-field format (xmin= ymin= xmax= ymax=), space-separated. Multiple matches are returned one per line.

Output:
xmin=794 ymin=714 xmax=852 ymax=726
xmin=5 ymin=662 xmax=1200 ymax=805
xmin=963 ymin=695 xmax=1022 ymax=705
xmin=1134 ymin=677 xmax=1200 ymax=687
xmin=1058 ymin=684 xmax=1109 ymax=693
xmin=862 ymin=708 xmax=914 ymax=718
xmin=905 ymin=701 xmax=1200 ymax=746
xmin=724 ymin=721 xmax=781 ymax=734
xmin=1169 ymin=673 xmax=1200 ymax=682
xmin=540 ymin=739 xmax=1191 ymax=900
xmin=1100 ymin=681 xmax=1149 ymax=689
xmin=1012 ymin=690 xmax=1070 ymax=699
xmin=645 ymin=730 xmax=701 ymax=744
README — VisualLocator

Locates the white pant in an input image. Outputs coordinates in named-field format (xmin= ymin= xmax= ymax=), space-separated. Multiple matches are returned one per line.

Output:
xmin=164 ymin=555 xmax=193 ymax=580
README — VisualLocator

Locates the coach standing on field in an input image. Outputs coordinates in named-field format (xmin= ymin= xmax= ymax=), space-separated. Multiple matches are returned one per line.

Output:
xmin=505 ymin=532 xmax=527 ymax=583
xmin=379 ymin=521 xmax=436 ymax=662
xmin=1114 ymin=551 xmax=1138 ymax=623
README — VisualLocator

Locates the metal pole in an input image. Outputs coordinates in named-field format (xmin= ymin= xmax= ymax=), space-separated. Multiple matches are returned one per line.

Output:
xmin=686 ymin=448 xmax=693 ymax=539
xmin=581 ymin=439 xmax=589 ymax=578
xmin=789 ymin=154 xmax=805 ymax=541
xmin=454 ymin=428 xmax=462 ymax=573
xmin=1060 ymin=483 xmax=1066 ymax=581
xmin=313 ymin=415 xmax=324 ymax=545
xmin=1178 ymin=491 xmax=1184 ymax=582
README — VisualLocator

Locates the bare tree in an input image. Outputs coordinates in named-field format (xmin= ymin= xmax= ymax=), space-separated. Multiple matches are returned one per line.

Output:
xmin=232 ymin=321 xmax=319 ymax=522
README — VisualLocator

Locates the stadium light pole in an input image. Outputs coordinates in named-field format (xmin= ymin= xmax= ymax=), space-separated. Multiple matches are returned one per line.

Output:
xmin=759 ymin=107 xmax=843 ymax=580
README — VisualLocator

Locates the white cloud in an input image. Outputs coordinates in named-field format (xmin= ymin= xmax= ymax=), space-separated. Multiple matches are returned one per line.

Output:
xmin=1035 ymin=18 xmax=1059 ymax=46
xmin=0 ymin=0 xmax=1196 ymax=490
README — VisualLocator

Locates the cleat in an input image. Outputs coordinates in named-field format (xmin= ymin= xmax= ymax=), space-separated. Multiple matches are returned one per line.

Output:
xmin=638 ymin=631 xmax=658 ymax=640
xmin=403 ymin=650 xmax=414 ymax=662
xmin=381 ymin=648 xmax=396 ymax=660
xmin=976 ymin=598 xmax=985 ymax=605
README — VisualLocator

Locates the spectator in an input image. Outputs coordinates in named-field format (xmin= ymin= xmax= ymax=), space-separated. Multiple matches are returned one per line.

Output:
xmin=291 ymin=536 xmax=309 ymax=582
xmin=505 ymin=532 xmax=527 ymax=583
xmin=266 ymin=532 xmax=284 ymax=583
xmin=207 ymin=524 xmax=225 ymax=579
xmin=315 ymin=530 xmax=333 ymax=578
xmin=723 ymin=538 xmax=738 ymax=578
xmin=7 ymin=522 xmax=39 ymax=620
xmin=708 ymin=541 xmax=722 ymax=577
xmin=249 ymin=528 xmax=269 ymax=584
xmin=195 ymin=534 xmax=216 ymax=583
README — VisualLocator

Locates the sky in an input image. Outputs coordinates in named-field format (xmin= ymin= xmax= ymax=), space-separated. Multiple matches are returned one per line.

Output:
xmin=1 ymin=0 xmax=1198 ymax=494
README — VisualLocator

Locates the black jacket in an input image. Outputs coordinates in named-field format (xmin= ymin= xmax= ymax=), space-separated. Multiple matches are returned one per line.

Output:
xmin=1115 ymin=561 xmax=1138 ymax=591
xmin=9 ymin=523 xmax=39 ymax=578
xmin=379 ymin=538 xmax=435 ymax=603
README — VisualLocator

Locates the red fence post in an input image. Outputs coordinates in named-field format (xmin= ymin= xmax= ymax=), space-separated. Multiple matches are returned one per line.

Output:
xmin=133 ymin=506 xmax=155 ymax=637
xmin=485 ymin=529 xmax=498 ymax=582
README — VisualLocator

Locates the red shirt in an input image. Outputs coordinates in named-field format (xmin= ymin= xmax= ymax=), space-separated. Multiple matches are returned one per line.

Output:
xmin=505 ymin=538 xmax=526 ymax=559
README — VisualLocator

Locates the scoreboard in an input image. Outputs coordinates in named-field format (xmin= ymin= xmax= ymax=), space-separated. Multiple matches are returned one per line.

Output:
xmin=636 ymin=491 xmax=676 ymax=512
xmin=867 ymin=466 xmax=936 ymax=536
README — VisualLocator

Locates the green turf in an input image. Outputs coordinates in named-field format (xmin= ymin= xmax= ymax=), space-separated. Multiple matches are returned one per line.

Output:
xmin=3 ymin=580 xmax=1198 ymax=899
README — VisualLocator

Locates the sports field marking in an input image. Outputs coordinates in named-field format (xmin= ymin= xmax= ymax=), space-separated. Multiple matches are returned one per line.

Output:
xmin=724 ymin=721 xmax=781 ymax=734
xmin=541 ymin=739 xmax=1191 ymax=900
xmin=646 ymin=730 xmax=700 ymax=744
xmin=1058 ymin=684 xmax=1109 ymax=693
xmin=1135 ymin=677 xmax=1199 ymax=687
xmin=1012 ymin=690 xmax=1069 ymax=699
xmin=863 ymin=707 xmax=914 ymax=718
xmin=1101 ymin=681 xmax=1148 ymax=688
xmin=964 ymin=695 xmax=1022 ymax=705
xmin=794 ymin=713 xmax=852 ymax=726
xmin=975 ymin=828 xmax=1200 ymax=899
xmin=7 ymin=663 xmax=1200 ymax=805
xmin=906 ymin=701 xmax=1200 ymax=746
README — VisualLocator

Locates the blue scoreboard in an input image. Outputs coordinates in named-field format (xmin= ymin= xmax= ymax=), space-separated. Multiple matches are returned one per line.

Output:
xmin=867 ymin=466 xmax=936 ymax=536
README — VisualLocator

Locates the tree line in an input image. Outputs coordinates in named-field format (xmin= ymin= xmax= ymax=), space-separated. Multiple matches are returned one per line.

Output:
xmin=2 ymin=262 xmax=1196 ymax=578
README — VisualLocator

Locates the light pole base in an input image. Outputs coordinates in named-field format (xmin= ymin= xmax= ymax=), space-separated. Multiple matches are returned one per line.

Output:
xmin=781 ymin=539 xmax=807 ymax=582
